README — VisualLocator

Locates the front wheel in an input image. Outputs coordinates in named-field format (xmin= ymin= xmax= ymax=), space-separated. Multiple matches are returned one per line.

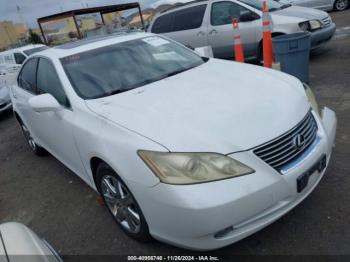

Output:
xmin=20 ymin=122 xmax=47 ymax=156
xmin=334 ymin=0 xmax=349 ymax=11
xmin=96 ymin=163 xmax=151 ymax=241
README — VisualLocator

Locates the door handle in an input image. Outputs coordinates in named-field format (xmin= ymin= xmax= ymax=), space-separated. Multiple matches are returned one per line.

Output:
xmin=197 ymin=31 xmax=205 ymax=37
xmin=13 ymin=93 xmax=18 ymax=99
xmin=209 ymin=29 xmax=218 ymax=35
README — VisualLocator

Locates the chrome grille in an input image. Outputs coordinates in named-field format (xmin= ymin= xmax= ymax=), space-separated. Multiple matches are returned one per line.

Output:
xmin=322 ymin=16 xmax=331 ymax=27
xmin=254 ymin=111 xmax=318 ymax=172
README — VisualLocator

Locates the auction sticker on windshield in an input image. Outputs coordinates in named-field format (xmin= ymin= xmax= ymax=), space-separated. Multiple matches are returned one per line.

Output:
xmin=142 ymin=36 xmax=170 ymax=47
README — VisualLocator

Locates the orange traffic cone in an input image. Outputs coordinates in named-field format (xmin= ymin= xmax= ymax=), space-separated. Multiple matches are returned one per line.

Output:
xmin=262 ymin=0 xmax=273 ymax=68
xmin=232 ymin=18 xmax=245 ymax=63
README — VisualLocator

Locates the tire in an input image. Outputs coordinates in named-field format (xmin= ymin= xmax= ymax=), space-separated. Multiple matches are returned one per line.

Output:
xmin=334 ymin=0 xmax=349 ymax=11
xmin=96 ymin=163 xmax=151 ymax=242
xmin=19 ymin=121 xmax=47 ymax=156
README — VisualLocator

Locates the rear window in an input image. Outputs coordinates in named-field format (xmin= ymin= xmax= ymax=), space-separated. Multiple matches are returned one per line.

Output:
xmin=14 ymin=53 xmax=26 ymax=64
xmin=23 ymin=46 xmax=49 ymax=56
xmin=152 ymin=4 xmax=207 ymax=34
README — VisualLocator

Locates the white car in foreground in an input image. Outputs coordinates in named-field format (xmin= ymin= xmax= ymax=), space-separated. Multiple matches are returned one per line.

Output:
xmin=10 ymin=33 xmax=336 ymax=250
xmin=0 ymin=222 xmax=62 ymax=261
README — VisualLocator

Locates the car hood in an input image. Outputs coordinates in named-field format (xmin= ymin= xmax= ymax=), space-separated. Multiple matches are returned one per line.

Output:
xmin=273 ymin=5 xmax=328 ymax=20
xmin=86 ymin=59 xmax=310 ymax=154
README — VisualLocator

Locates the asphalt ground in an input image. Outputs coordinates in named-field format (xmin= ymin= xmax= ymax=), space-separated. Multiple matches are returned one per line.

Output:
xmin=0 ymin=9 xmax=349 ymax=261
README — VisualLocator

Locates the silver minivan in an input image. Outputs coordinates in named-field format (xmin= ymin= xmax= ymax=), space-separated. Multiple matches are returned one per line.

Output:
xmin=149 ymin=0 xmax=336 ymax=60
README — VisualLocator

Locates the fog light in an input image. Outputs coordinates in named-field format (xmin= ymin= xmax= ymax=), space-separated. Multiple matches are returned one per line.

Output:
xmin=214 ymin=226 xmax=234 ymax=239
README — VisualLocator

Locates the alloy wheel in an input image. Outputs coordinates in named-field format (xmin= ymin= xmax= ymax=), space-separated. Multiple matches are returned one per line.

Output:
xmin=101 ymin=175 xmax=141 ymax=234
xmin=21 ymin=123 xmax=37 ymax=152
xmin=335 ymin=0 xmax=348 ymax=10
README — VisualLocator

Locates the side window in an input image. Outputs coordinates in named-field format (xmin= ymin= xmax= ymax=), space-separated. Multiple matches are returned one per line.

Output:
xmin=172 ymin=5 xmax=207 ymax=31
xmin=211 ymin=1 xmax=252 ymax=26
xmin=37 ymin=58 xmax=69 ymax=107
xmin=151 ymin=13 xmax=174 ymax=34
xmin=14 ymin=53 xmax=26 ymax=64
xmin=18 ymin=58 xmax=38 ymax=93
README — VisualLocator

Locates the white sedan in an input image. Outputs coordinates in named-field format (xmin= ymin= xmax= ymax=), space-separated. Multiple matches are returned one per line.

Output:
xmin=10 ymin=33 xmax=336 ymax=250
xmin=0 ymin=222 xmax=62 ymax=261
xmin=284 ymin=0 xmax=348 ymax=11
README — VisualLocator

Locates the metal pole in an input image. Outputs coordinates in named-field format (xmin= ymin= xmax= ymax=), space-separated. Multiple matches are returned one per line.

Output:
xmin=73 ymin=15 xmax=82 ymax=39
xmin=138 ymin=6 xmax=145 ymax=31
xmin=38 ymin=22 xmax=48 ymax=45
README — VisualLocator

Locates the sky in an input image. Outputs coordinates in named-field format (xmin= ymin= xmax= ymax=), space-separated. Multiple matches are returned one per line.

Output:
xmin=0 ymin=0 xmax=184 ymax=28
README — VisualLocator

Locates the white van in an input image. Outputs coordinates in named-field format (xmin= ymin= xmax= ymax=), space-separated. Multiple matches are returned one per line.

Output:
xmin=149 ymin=0 xmax=336 ymax=60
xmin=0 ymin=44 xmax=48 ymax=73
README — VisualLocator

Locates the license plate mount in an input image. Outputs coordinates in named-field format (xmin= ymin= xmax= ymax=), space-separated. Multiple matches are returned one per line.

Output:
xmin=297 ymin=154 xmax=327 ymax=193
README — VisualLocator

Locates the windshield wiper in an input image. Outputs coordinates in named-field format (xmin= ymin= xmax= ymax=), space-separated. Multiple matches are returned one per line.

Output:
xmin=166 ymin=65 xmax=197 ymax=78
xmin=108 ymin=89 xmax=124 ymax=96
xmin=281 ymin=3 xmax=292 ymax=8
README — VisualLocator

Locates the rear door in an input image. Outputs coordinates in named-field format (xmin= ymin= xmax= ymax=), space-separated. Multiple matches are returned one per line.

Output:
xmin=289 ymin=0 xmax=331 ymax=9
xmin=207 ymin=0 xmax=260 ymax=59
xmin=11 ymin=58 xmax=39 ymax=135
xmin=152 ymin=4 xmax=209 ymax=49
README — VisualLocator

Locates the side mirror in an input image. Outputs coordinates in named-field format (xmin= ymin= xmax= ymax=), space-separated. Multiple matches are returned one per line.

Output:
xmin=240 ymin=11 xmax=260 ymax=22
xmin=195 ymin=46 xmax=214 ymax=58
xmin=28 ymin=93 xmax=61 ymax=113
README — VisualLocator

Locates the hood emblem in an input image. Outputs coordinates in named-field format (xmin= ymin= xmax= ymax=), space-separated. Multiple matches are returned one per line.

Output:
xmin=292 ymin=134 xmax=306 ymax=150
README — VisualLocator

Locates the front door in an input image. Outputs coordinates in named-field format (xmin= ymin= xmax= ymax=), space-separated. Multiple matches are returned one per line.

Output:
xmin=207 ymin=0 xmax=260 ymax=59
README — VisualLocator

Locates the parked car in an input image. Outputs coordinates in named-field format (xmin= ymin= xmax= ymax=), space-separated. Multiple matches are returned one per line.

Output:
xmin=286 ymin=0 xmax=349 ymax=12
xmin=148 ymin=0 xmax=336 ymax=60
xmin=0 ymin=66 xmax=12 ymax=113
xmin=0 ymin=222 xmax=62 ymax=261
xmin=0 ymin=44 xmax=48 ymax=74
xmin=10 ymin=33 xmax=336 ymax=250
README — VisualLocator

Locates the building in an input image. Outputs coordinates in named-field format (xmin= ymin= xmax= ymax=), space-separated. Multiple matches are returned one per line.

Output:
xmin=0 ymin=21 xmax=27 ymax=50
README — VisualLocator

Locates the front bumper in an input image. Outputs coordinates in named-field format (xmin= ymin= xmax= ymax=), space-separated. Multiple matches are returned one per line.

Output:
xmin=135 ymin=108 xmax=336 ymax=251
xmin=310 ymin=23 xmax=336 ymax=49
xmin=0 ymin=86 xmax=12 ymax=113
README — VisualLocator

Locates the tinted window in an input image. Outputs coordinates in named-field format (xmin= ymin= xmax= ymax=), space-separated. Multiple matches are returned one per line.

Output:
xmin=23 ymin=46 xmax=49 ymax=56
xmin=211 ymin=1 xmax=251 ymax=26
xmin=14 ymin=53 xmax=26 ymax=64
xmin=18 ymin=58 xmax=38 ymax=93
xmin=37 ymin=58 xmax=68 ymax=106
xmin=61 ymin=36 xmax=205 ymax=99
xmin=173 ymin=5 xmax=207 ymax=31
xmin=151 ymin=13 xmax=174 ymax=34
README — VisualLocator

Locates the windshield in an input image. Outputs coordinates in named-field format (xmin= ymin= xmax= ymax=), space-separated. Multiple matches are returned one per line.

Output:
xmin=239 ymin=0 xmax=291 ymax=11
xmin=23 ymin=46 xmax=49 ymax=56
xmin=61 ymin=36 xmax=205 ymax=99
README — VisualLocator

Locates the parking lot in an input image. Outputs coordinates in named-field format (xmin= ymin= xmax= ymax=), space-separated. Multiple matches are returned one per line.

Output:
xmin=0 ymin=9 xmax=349 ymax=260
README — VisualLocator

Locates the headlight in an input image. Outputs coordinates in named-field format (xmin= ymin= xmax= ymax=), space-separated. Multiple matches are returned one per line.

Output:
xmin=303 ymin=83 xmax=320 ymax=115
xmin=299 ymin=20 xmax=321 ymax=31
xmin=309 ymin=20 xmax=322 ymax=30
xmin=138 ymin=151 xmax=255 ymax=185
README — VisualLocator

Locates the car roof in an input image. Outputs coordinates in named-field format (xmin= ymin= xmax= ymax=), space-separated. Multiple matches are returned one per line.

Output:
xmin=35 ymin=32 xmax=153 ymax=59
xmin=160 ymin=0 xmax=208 ymax=14
xmin=15 ymin=44 xmax=46 ymax=52
xmin=0 ymin=44 xmax=46 ymax=56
